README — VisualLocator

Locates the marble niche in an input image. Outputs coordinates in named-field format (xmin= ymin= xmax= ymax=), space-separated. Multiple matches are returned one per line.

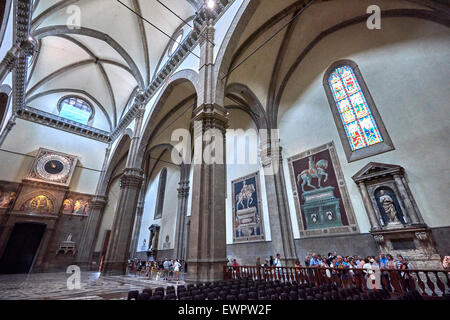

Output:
xmin=352 ymin=162 xmax=442 ymax=269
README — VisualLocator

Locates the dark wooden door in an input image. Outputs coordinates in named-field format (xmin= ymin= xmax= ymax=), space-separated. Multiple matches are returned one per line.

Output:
xmin=0 ymin=223 xmax=46 ymax=274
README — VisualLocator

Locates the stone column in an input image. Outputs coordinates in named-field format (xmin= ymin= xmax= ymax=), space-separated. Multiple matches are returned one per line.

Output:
xmin=0 ymin=38 xmax=37 ymax=86
xmin=393 ymin=174 xmax=421 ymax=225
xmin=357 ymin=181 xmax=381 ymax=230
xmin=0 ymin=45 xmax=20 ymax=84
xmin=0 ymin=116 xmax=17 ymax=148
xmin=129 ymin=198 xmax=145 ymax=258
xmin=174 ymin=179 xmax=190 ymax=260
xmin=260 ymin=141 xmax=297 ymax=266
xmin=186 ymin=20 xmax=229 ymax=282
xmin=102 ymin=99 xmax=146 ymax=275
xmin=77 ymin=143 xmax=112 ymax=270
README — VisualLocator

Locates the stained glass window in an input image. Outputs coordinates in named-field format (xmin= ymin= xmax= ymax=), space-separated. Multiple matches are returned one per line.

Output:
xmin=328 ymin=65 xmax=383 ymax=151
xmin=58 ymin=96 xmax=93 ymax=125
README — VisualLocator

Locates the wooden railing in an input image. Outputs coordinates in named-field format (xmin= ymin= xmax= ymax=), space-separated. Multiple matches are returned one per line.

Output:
xmin=223 ymin=266 xmax=450 ymax=297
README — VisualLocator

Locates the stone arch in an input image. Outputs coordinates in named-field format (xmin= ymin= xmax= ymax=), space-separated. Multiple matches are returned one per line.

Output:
xmin=99 ymin=129 xmax=133 ymax=196
xmin=225 ymin=82 xmax=268 ymax=130
xmin=136 ymin=69 xmax=198 ymax=167
xmin=0 ymin=84 xmax=12 ymax=130
xmin=0 ymin=0 xmax=12 ymax=47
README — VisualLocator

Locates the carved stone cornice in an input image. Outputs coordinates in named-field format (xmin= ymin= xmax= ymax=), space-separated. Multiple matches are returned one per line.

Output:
xmin=21 ymin=178 xmax=70 ymax=192
xmin=89 ymin=195 xmax=108 ymax=210
xmin=373 ymin=235 xmax=385 ymax=244
xmin=260 ymin=141 xmax=283 ymax=168
xmin=120 ymin=168 xmax=144 ymax=190
xmin=16 ymin=106 xmax=111 ymax=142
xmin=192 ymin=103 xmax=229 ymax=134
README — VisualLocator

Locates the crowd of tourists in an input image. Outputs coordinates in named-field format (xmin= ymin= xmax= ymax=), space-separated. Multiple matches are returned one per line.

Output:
xmin=127 ymin=258 xmax=187 ymax=281
xmin=229 ymin=252 xmax=420 ymax=270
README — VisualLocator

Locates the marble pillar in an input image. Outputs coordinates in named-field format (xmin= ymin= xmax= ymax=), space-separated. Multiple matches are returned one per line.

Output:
xmin=77 ymin=144 xmax=112 ymax=270
xmin=129 ymin=199 xmax=145 ymax=258
xmin=357 ymin=181 xmax=381 ymax=230
xmin=174 ymin=179 xmax=190 ymax=260
xmin=261 ymin=141 xmax=297 ymax=266
xmin=102 ymin=99 xmax=146 ymax=275
xmin=186 ymin=20 xmax=229 ymax=282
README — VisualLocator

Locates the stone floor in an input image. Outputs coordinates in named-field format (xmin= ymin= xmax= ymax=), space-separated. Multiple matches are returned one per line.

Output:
xmin=0 ymin=272 xmax=186 ymax=300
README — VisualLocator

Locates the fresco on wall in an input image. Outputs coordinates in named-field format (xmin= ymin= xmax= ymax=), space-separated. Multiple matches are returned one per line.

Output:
xmin=0 ymin=182 xmax=19 ymax=209
xmin=288 ymin=142 xmax=358 ymax=237
xmin=20 ymin=194 xmax=55 ymax=213
xmin=291 ymin=148 xmax=346 ymax=230
xmin=61 ymin=193 xmax=91 ymax=215
xmin=232 ymin=172 xmax=265 ymax=243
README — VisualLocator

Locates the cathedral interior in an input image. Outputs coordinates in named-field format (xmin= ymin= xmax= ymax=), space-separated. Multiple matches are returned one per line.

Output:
xmin=0 ymin=0 xmax=449 ymax=301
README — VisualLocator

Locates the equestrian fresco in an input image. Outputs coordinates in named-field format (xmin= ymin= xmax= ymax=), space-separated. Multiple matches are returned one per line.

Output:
xmin=232 ymin=172 xmax=264 ymax=242
xmin=289 ymin=145 xmax=350 ymax=232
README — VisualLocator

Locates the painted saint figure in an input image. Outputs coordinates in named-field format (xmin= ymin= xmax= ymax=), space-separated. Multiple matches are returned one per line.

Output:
xmin=379 ymin=190 xmax=399 ymax=223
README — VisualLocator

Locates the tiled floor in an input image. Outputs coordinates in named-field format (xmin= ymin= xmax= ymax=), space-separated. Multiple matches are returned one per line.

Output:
xmin=0 ymin=272 xmax=185 ymax=300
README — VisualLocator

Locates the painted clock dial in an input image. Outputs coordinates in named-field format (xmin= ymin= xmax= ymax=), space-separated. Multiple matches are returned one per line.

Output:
xmin=35 ymin=154 xmax=72 ymax=182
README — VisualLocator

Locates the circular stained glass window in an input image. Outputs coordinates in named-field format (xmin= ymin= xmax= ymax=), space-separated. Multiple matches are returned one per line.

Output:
xmin=58 ymin=96 xmax=93 ymax=125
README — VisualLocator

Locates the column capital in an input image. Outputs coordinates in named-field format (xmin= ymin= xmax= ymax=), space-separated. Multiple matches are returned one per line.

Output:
xmin=199 ymin=20 xmax=215 ymax=45
xmin=89 ymin=195 xmax=108 ymax=209
xmin=260 ymin=140 xmax=283 ymax=168
xmin=192 ymin=103 xmax=229 ymax=133
xmin=120 ymin=168 xmax=144 ymax=190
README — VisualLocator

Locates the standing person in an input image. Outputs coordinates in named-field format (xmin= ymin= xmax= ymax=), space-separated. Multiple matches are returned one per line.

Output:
xmin=163 ymin=258 xmax=171 ymax=280
xmin=269 ymin=255 xmax=274 ymax=267
xmin=309 ymin=253 xmax=321 ymax=267
xmin=380 ymin=253 xmax=388 ymax=266
xmin=232 ymin=259 xmax=240 ymax=278
xmin=273 ymin=253 xmax=283 ymax=280
xmin=173 ymin=259 xmax=181 ymax=281
xmin=273 ymin=253 xmax=282 ymax=267
xmin=304 ymin=253 xmax=311 ymax=267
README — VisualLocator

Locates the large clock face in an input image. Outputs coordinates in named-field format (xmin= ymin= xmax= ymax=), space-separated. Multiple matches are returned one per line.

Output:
xmin=35 ymin=154 xmax=71 ymax=182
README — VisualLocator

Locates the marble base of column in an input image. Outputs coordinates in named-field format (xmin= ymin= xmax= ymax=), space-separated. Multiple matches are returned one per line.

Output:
xmin=185 ymin=260 xmax=228 ymax=283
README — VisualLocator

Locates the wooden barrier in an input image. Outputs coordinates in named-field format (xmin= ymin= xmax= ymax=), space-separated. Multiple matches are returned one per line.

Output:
xmin=223 ymin=265 xmax=450 ymax=297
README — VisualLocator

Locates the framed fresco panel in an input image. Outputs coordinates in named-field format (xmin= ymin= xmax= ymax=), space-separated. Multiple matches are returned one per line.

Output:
xmin=231 ymin=171 xmax=265 ymax=243
xmin=287 ymin=141 xmax=359 ymax=238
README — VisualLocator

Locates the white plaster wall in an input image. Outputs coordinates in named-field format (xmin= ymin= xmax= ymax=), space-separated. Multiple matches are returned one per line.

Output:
xmin=94 ymin=176 xmax=120 ymax=252
xmin=137 ymin=155 xmax=181 ymax=252
xmin=278 ymin=18 xmax=450 ymax=235
xmin=225 ymin=109 xmax=271 ymax=244
xmin=0 ymin=118 xmax=106 ymax=194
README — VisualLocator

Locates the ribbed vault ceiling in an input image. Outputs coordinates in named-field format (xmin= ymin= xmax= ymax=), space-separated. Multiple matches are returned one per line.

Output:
xmin=25 ymin=0 xmax=200 ymax=132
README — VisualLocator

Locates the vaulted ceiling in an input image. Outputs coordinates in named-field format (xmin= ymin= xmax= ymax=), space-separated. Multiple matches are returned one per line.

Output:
xmin=25 ymin=0 xmax=201 ymax=132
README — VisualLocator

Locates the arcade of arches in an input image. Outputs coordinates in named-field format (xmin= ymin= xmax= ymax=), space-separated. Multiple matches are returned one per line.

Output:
xmin=0 ymin=0 xmax=449 ymax=286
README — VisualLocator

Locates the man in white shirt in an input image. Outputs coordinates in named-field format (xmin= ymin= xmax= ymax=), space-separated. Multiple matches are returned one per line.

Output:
xmin=273 ymin=253 xmax=282 ymax=267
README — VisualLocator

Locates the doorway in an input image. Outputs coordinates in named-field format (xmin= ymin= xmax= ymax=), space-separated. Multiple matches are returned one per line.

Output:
xmin=0 ymin=223 xmax=46 ymax=274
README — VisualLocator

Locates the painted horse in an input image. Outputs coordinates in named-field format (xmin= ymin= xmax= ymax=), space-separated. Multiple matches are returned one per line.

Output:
xmin=236 ymin=181 xmax=256 ymax=209
xmin=297 ymin=156 xmax=329 ymax=192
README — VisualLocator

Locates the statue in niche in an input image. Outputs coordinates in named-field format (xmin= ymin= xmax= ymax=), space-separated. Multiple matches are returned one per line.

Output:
xmin=66 ymin=233 xmax=73 ymax=242
xmin=379 ymin=190 xmax=399 ymax=223
xmin=375 ymin=187 xmax=405 ymax=225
